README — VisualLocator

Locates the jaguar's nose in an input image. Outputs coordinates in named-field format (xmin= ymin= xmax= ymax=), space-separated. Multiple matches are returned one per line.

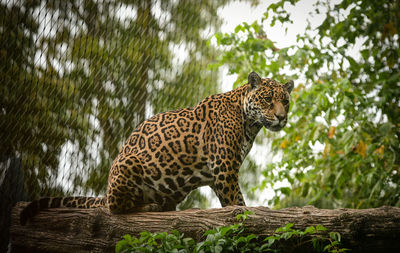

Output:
xmin=275 ymin=113 xmax=285 ymax=121
xmin=274 ymin=103 xmax=286 ymax=122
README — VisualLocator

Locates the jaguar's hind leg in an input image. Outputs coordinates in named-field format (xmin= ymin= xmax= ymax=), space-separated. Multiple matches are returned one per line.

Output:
xmin=106 ymin=180 xmax=168 ymax=213
xmin=106 ymin=153 xmax=179 ymax=213
xmin=106 ymin=153 xmax=145 ymax=212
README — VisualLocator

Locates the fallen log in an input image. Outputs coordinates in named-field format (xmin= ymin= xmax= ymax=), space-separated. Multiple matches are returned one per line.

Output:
xmin=10 ymin=202 xmax=400 ymax=252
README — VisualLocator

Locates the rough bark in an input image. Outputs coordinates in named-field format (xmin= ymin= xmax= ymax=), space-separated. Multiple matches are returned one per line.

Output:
xmin=10 ymin=202 xmax=400 ymax=253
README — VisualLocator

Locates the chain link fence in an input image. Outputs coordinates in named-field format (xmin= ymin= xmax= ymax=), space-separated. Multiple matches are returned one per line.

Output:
xmin=0 ymin=0 xmax=238 ymax=250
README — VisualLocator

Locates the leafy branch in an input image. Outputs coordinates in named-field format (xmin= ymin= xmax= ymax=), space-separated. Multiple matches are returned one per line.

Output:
xmin=115 ymin=211 xmax=347 ymax=253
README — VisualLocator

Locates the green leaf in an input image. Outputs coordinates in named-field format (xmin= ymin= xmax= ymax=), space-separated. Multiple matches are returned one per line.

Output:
xmin=214 ymin=245 xmax=223 ymax=253
xmin=204 ymin=229 xmax=217 ymax=236
xmin=304 ymin=226 xmax=316 ymax=234
xmin=234 ymin=24 xmax=244 ymax=33
xmin=279 ymin=187 xmax=291 ymax=195
xmin=251 ymin=40 xmax=265 ymax=51
xmin=221 ymin=36 xmax=232 ymax=45
xmin=276 ymin=223 xmax=294 ymax=233
xmin=330 ymin=232 xmax=341 ymax=242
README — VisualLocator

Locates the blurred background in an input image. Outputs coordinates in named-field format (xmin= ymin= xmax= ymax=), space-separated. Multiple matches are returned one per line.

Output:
xmin=1 ymin=0 xmax=399 ymax=251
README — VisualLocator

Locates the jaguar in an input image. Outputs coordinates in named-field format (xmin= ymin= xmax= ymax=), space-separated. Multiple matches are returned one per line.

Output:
xmin=20 ymin=71 xmax=293 ymax=225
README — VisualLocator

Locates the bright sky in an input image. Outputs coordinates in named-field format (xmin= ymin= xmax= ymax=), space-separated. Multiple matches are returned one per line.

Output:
xmin=218 ymin=0 xmax=331 ymax=91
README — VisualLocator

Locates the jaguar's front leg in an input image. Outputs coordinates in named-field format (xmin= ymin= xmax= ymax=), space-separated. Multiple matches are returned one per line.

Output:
xmin=211 ymin=167 xmax=246 ymax=207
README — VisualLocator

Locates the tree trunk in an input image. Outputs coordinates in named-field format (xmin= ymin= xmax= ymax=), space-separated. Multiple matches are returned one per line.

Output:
xmin=10 ymin=202 xmax=400 ymax=252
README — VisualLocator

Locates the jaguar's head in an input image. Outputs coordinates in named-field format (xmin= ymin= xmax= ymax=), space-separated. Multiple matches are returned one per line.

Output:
xmin=244 ymin=71 xmax=294 ymax=131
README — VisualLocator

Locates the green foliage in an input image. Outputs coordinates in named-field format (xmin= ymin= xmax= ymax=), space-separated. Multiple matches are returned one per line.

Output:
xmin=263 ymin=223 xmax=348 ymax=253
xmin=115 ymin=212 xmax=347 ymax=253
xmin=0 ymin=2 xmax=89 ymax=197
xmin=116 ymin=231 xmax=196 ymax=253
xmin=213 ymin=0 xmax=400 ymax=209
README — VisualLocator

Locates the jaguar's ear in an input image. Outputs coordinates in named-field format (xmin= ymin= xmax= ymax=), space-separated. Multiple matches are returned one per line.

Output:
xmin=248 ymin=71 xmax=262 ymax=89
xmin=284 ymin=80 xmax=294 ymax=93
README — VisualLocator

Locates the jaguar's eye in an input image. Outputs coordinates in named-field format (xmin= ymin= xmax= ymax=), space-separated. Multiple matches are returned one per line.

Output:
xmin=282 ymin=99 xmax=289 ymax=105
xmin=264 ymin=96 xmax=272 ymax=103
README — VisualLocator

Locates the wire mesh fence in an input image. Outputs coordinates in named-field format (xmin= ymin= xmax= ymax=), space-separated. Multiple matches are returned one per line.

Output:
xmin=0 ymin=0 xmax=235 ymax=250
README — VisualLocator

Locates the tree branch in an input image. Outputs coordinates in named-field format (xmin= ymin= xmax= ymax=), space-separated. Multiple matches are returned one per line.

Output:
xmin=10 ymin=202 xmax=400 ymax=252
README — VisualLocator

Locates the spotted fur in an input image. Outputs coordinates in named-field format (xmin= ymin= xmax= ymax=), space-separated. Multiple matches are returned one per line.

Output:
xmin=20 ymin=72 xmax=294 ymax=225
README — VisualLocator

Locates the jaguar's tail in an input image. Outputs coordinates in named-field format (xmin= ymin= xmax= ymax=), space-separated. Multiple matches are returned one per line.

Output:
xmin=20 ymin=196 xmax=106 ymax=225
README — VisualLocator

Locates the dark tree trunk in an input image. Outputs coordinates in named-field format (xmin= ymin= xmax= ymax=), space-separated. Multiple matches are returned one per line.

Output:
xmin=1 ymin=157 xmax=27 ymax=253
xmin=10 ymin=203 xmax=400 ymax=253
